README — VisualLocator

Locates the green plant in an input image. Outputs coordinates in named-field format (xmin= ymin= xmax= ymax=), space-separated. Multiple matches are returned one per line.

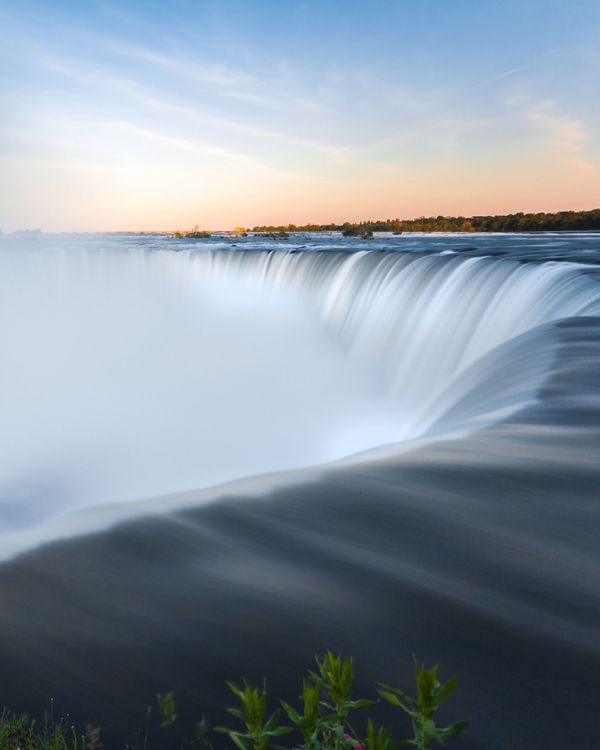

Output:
xmin=365 ymin=719 xmax=396 ymax=750
xmin=191 ymin=716 xmax=211 ymax=750
xmin=1 ymin=652 xmax=467 ymax=750
xmin=215 ymin=653 xmax=466 ymax=750
xmin=219 ymin=652 xmax=377 ymax=750
xmin=378 ymin=659 xmax=468 ymax=750
xmin=157 ymin=691 xmax=177 ymax=729
xmin=280 ymin=681 xmax=320 ymax=749
xmin=0 ymin=707 xmax=93 ymax=750
xmin=215 ymin=682 xmax=292 ymax=750
xmin=308 ymin=651 xmax=375 ymax=748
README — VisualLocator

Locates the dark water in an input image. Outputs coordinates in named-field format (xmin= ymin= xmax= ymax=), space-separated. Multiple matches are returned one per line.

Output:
xmin=0 ymin=233 xmax=599 ymax=749
xmin=22 ymin=227 xmax=600 ymax=263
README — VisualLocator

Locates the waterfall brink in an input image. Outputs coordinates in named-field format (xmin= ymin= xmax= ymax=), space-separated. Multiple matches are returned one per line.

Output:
xmin=177 ymin=248 xmax=600 ymax=436
xmin=1 ymin=238 xmax=600 ymax=557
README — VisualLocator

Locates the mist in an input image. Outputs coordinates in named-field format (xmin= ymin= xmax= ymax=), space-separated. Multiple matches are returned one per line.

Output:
xmin=0 ymin=240 xmax=398 ymax=534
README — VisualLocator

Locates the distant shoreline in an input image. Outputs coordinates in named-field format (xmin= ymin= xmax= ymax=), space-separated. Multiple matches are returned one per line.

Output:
xmin=249 ymin=208 xmax=600 ymax=234
xmin=114 ymin=207 xmax=600 ymax=234
xmin=5 ymin=208 xmax=600 ymax=235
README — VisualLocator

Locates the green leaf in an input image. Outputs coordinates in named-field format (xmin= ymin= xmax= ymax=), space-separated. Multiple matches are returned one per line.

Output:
xmin=346 ymin=699 xmax=377 ymax=710
xmin=302 ymin=682 xmax=320 ymax=722
xmin=318 ymin=712 xmax=339 ymax=724
xmin=266 ymin=727 xmax=294 ymax=737
xmin=437 ymin=720 xmax=469 ymax=740
xmin=156 ymin=691 xmax=177 ymax=728
xmin=415 ymin=662 xmax=439 ymax=710
xmin=263 ymin=709 xmax=282 ymax=733
xmin=378 ymin=682 xmax=401 ymax=693
xmin=280 ymin=702 xmax=300 ymax=725
xmin=192 ymin=718 xmax=210 ymax=748
xmin=228 ymin=732 xmax=250 ymax=750
xmin=377 ymin=690 xmax=412 ymax=715
xmin=377 ymin=690 xmax=402 ymax=707
xmin=378 ymin=684 xmax=413 ymax=704
xmin=214 ymin=729 xmax=252 ymax=750
xmin=226 ymin=682 xmax=244 ymax=700
xmin=433 ymin=678 xmax=457 ymax=707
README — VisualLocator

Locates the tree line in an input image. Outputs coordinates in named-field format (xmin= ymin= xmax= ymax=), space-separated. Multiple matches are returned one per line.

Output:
xmin=252 ymin=208 xmax=600 ymax=233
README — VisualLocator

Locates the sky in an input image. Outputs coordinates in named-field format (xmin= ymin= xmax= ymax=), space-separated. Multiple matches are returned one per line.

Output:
xmin=0 ymin=0 xmax=599 ymax=231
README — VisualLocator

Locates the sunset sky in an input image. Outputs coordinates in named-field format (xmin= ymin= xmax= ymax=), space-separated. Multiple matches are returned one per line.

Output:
xmin=1 ymin=0 xmax=599 ymax=231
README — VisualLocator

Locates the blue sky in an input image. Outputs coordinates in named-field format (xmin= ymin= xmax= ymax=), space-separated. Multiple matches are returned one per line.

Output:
xmin=1 ymin=0 xmax=599 ymax=230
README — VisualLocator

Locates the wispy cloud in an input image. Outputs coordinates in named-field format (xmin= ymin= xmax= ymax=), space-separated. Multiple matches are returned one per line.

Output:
xmin=111 ymin=42 xmax=253 ymax=88
xmin=107 ymin=40 xmax=331 ymax=114
xmin=104 ymin=121 xmax=262 ymax=167
xmin=41 ymin=58 xmax=345 ymax=159
xmin=526 ymin=101 xmax=593 ymax=169
xmin=479 ymin=65 xmax=529 ymax=87
xmin=501 ymin=82 xmax=596 ymax=171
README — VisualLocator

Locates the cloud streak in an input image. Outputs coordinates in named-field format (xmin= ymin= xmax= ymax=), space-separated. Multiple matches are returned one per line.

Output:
xmin=479 ymin=65 xmax=529 ymax=87
xmin=41 ymin=58 xmax=345 ymax=159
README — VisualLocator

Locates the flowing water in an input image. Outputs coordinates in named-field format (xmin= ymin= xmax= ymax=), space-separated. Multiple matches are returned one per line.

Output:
xmin=0 ymin=232 xmax=599 ymax=749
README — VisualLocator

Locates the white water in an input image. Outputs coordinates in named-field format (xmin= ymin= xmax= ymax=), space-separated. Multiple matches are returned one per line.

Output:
xmin=1 ymin=237 xmax=600 ymax=551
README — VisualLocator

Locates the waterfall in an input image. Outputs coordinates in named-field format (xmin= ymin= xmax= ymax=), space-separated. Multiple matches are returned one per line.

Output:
xmin=1 ymin=237 xmax=599 ymax=557
xmin=175 ymin=248 xmax=600 ymax=435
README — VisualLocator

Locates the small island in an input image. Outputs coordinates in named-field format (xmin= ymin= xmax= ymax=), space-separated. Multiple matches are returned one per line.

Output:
xmin=173 ymin=225 xmax=212 ymax=239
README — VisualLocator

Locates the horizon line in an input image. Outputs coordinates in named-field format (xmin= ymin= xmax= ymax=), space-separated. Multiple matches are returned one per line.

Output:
xmin=4 ymin=206 xmax=599 ymax=235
